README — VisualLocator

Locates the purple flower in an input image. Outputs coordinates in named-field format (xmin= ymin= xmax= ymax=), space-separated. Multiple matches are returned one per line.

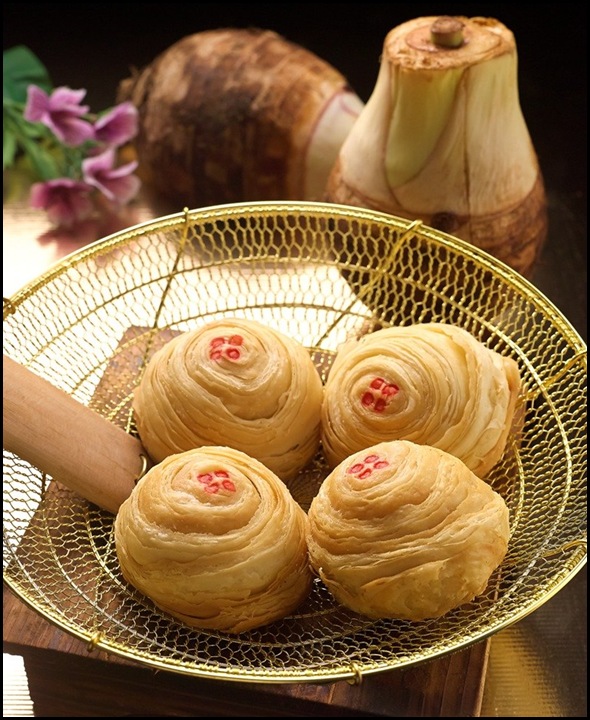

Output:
xmin=30 ymin=179 xmax=94 ymax=226
xmin=93 ymin=102 xmax=139 ymax=146
xmin=82 ymin=148 xmax=140 ymax=204
xmin=24 ymin=86 xmax=94 ymax=146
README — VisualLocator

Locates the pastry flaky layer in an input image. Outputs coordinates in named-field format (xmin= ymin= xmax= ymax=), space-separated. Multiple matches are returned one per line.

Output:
xmin=114 ymin=446 xmax=312 ymax=633
xmin=132 ymin=317 xmax=324 ymax=481
xmin=320 ymin=322 xmax=521 ymax=478
xmin=307 ymin=440 xmax=510 ymax=621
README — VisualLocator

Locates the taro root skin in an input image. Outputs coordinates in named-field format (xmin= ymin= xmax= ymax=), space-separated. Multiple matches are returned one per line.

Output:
xmin=118 ymin=28 xmax=364 ymax=208
xmin=325 ymin=16 xmax=548 ymax=278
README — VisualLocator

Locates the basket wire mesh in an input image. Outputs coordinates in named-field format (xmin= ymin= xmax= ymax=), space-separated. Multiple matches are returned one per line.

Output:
xmin=3 ymin=201 xmax=587 ymax=683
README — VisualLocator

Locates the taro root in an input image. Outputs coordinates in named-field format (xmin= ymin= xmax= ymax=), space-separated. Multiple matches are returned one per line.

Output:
xmin=118 ymin=28 xmax=364 ymax=208
xmin=325 ymin=16 xmax=548 ymax=279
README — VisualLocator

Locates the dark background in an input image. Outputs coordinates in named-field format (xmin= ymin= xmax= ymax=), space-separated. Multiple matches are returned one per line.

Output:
xmin=4 ymin=2 xmax=587 ymax=337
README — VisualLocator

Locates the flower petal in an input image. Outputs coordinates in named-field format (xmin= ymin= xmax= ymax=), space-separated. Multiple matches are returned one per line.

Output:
xmin=23 ymin=85 xmax=50 ymax=123
xmin=100 ymin=173 xmax=141 ymax=204
xmin=50 ymin=115 xmax=95 ymax=146
xmin=94 ymin=102 xmax=139 ymax=146
xmin=82 ymin=147 xmax=116 ymax=175
xmin=49 ymin=87 xmax=89 ymax=116
xmin=23 ymin=84 xmax=94 ymax=146
xmin=30 ymin=179 xmax=94 ymax=227
xmin=102 ymin=159 xmax=139 ymax=178
xmin=82 ymin=149 xmax=141 ymax=204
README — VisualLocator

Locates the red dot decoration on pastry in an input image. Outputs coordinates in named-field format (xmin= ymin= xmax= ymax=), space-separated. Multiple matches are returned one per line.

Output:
xmin=347 ymin=454 xmax=390 ymax=479
xmin=320 ymin=323 xmax=522 ymax=477
xmin=209 ymin=335 xmax=244 ymax=361
xmin=197 ymin=470 xmax=236 ymax=494
xmin=306 ymin=440 xmax=512 ymax=622
xmin=360 ymin=377 xmax=400 ymax=412
xmin=115 ymin=446 xmax=314 ymax=633
xmin=132 ymin=317 xmax=325 ymax=481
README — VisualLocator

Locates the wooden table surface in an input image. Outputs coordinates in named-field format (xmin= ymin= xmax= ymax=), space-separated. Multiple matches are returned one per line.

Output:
xmin=3 ymin=4 xmax=587 ymax=717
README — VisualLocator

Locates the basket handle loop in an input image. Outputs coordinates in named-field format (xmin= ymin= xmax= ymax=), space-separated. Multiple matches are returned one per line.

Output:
xmin=346 ymin=662 xmax=363 ymax=685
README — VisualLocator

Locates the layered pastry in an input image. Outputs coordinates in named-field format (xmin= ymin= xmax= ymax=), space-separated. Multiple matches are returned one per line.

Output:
xmin=132 ymin=317 xmax=324 ymax=481
xmin=114 ymin=446 xmax=312 ymax=633
xmin=307 ymin=440 xmax=510 ymax=621
xmin=321 ymin=322 xmax=521 ymax=477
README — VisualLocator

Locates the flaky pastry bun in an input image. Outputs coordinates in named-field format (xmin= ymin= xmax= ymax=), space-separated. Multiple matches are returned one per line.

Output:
xmin=321 ymin=322 xmax=521 ymax=477
xmin=132 ymin=317 xmax=323 ymax=481
xmin=307 ymin=440 xmax=510 ymax=621
xmin=114 ymin=446 xmax=312 ymax=633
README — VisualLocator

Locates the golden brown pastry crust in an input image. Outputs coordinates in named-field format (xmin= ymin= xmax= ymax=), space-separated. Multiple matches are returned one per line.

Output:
xmin=320 ymin=322 xmax=521 ymax=477
xmin=114 ymin=446 xmax=312 ymax=633
xmin=132 ymin=317 xmax=324 ymax=481
xmin=307 ymin=440 xmax=510 ymax=621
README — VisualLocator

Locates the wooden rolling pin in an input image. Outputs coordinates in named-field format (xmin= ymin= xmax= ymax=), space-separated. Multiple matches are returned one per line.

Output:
xmin=3 ymin=355 xmax=145 ymax=514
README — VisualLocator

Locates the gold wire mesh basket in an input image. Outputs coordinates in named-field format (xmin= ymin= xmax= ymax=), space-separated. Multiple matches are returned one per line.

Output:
xmin=3 ymin=201 xmax=587 ymax=684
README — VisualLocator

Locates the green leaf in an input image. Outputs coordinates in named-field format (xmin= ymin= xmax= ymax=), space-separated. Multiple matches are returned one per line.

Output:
xmin=19 ymin=116 xmax=48 ymax=139
xmin=3 ymin=46 xmax=52 ymax=104
xmin=3 ymin=102 xmax=45 ymax=139
xmin=3 ymin=102 xmax=54 ymax=171
xmin=18 ymin=134 xmax=61 ymax=180
xmin=3 ymin=125 xmax=17 ymax=170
